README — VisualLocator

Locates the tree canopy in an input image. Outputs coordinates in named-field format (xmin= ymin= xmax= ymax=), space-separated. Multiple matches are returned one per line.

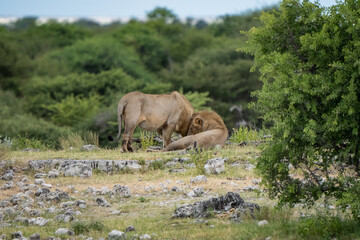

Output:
xmin=245 ymin=0 xmax=360 ymax=220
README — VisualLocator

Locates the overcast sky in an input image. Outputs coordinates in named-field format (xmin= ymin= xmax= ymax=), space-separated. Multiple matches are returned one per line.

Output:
xmin=0 ymin=0 xmax=338 ymax=19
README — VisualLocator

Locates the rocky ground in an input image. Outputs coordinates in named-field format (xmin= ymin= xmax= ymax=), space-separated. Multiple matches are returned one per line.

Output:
xmin=0 ymin=145 xmax=301 ymax=240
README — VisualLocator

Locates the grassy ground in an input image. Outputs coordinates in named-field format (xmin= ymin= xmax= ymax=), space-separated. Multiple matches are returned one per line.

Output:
xmin=1 ymin=145 xmax=360 ymax=239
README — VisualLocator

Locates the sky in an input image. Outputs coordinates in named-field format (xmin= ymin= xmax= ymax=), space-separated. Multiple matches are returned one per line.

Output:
xmin=0 ymin=0 xmax=339 ymax=23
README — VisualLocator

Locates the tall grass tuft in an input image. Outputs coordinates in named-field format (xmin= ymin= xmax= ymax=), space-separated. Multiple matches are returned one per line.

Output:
xmin=59 ymin=131 xmax=99 ymax=150
xmin=84 ymin=130 xmax=99 ymax=147
xmin=230 ymin=126 xmax=261 ymax=143
xmin=0 ymin=144 xmax=10 ymax=160
xmin=59 ymin=132 xmax=85 ymax=150
xmin=140 ymin=131 xmax=156 ymax=150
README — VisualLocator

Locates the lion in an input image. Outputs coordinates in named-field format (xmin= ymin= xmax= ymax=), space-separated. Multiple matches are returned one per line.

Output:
xmin=161 ymin=110 xmax=228 ymax=151
xmin=108 ymin=91 xmax=194 ymax=152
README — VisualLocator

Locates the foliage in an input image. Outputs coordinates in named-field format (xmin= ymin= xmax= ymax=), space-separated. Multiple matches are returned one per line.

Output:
xmin=0 ymin=7 xmax=267 ymax=146
xmin=58 ymin=131 xmax=98 ymax=150
xmin=190 ymin=149 xmax=215 ymax=174
xmin=0 ymin=142 xmax=10 ymax=160
xmin=297 ymin=214 xmax=360 ymax=239
xmin=230 ymin=126 xmax=261 ymax=143
xmin=139 ymin=131 xmax=157 ymax=150
xmin=71 ymin=220 xmax=105 ymax=235
xmin=180 ymin=88 xmax=212 ymax=111
xmin=44 ymin=94 xmax=101 ymax=126
xmin=244 ymin=0 xmax=360 ymax=219
xmin=58 ymin=132 xmax=84 ymax=150
xmin=11 ymin=136 xmax=46 ymax=150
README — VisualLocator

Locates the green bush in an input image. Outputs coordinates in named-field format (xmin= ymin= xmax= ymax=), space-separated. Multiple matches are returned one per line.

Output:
xmin=298 ymin=215 xmax=360 ymax=239
xmin=71 ymin=220 xmax=105 ymax=235
xmin=24 ymin=69 xmax=142 ymax=118
xmin=34 ymin=37 xmax=156 ymax=82
xmin=44 ymin=94 xmax=101 ymax=126
xmin=244 ymin=0 xmax=360 ymax=219
xmin=230 ymin=126 xmax=261 ymax=143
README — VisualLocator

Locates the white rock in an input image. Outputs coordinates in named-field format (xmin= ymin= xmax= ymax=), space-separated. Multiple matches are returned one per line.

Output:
xmin=140 ymin=234 xmax=152 ymax=239
xmin=55 ymin=228 xmax=71 ymax=235
xmin=29 ymin=217 xmax=48 ymax=226
xmin=108 ymin=230 xmax=126 ymax=240
xmin=258 ymin=220 xmax=269 ymax=226
xmin=204 ymin=157 xmax=226 ymax=174
xmin=190 ymin=175 xmax=207 ymax=184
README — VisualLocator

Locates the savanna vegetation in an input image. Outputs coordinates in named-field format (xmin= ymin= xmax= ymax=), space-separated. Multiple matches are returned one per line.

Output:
xmin=1 ymin=0 xmax=360 ymax=239
xmin=0 ymin=6 xmax=264 ymax=148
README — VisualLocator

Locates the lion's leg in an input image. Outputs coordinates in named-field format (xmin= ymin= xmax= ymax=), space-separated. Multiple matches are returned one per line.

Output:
xmin=121 ymin=122 xmax=138 ymax=153
xmin=163 ymin=136 xmax=194 ymax=151
xmin=162 ymin=124 xmax=176 ymax=148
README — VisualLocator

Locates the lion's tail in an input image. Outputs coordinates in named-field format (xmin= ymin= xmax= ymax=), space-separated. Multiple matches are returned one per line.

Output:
xmin=108 ymin=99 xmax=126 ymax=142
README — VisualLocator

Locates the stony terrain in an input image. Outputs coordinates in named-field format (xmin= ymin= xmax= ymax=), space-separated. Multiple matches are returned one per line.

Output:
xmin=0 ymin=145 xmax=298 ymax=240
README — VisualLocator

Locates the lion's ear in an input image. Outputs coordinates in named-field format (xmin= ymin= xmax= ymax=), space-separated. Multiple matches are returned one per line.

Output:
xmin=194 ymin=117 xmax=203 ymax=126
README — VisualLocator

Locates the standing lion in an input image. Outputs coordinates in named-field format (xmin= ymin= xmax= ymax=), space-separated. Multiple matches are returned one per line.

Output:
xmin=108 ymin=91 xmax=194 ymax=152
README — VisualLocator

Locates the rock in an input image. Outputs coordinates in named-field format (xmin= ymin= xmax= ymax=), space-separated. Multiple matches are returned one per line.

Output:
xmin=80 ymin=145 xmax=99 ymax=151
xmin=55 ymin=209 xmax=78 ymax=222
xmin=30 ymin=209 xmax=41 ymax=217
xmin=111 ymin=210 xmax=121 ymax=215
xmin=204 ymin=157 xmax=226 ymax=174
xmin=170 ymin=168 xmax=186 ymax=173
xmin=3 ymin=181 xmax=14 ymax=189
xmin=35 ymin=179 xmax=45 ymax=185
xmin=108 ymin=230 xmax=126 ymax=240
xmin=22 ymin=148 xmax=40 ymax=152
xmin=55 ymin=228 xmax=74 ymax=236
xmin=258 ymin=220 xmax=269 ymax=226
xmin=140 ymin=234 xmax=152 ymax=240
xmin=173 ymin=192 xmax=259 ymax=218
xmin=187 ymin=187 xmax=204 ymax=198
xmin=28 ymin=184 xmax=37 ymax=190
xmin=59 ymin=163 xmax=92 ymax=178
xmin=34 ymin=173 xmax=47 ymax=178
xmin=185 ymin=163 xmax=196 ymax=168
xmin=1 ymin=169 xmax=14 ymax=180
xmin=67 ymin=185 xmax=75 ymax=192
xmin=48 ymin=169 xmax=59 ymax=178
xmin=113 ymin=185 xmax=131 ymax=198
xmin=265 ymin=237 xmax=272 ymax=240
xmin=144 ymin=186 xmax=154 ymax=192
xmin=96 ymin=197 xmax=111 ymax=207
xmin=100 ymin=187 xmax=111 ymax=195
xmin=87 ymin=187 xmax=100 ymax=195
xmin=244 ymin=162 xmax=256 ymax=171
xmin=29 ymin=217 xmax=48 ymax=226
xmin=0 ymin=200 xmax=10 ymax=208
xmin=11 ymin=231 xmax=23 ymax=239
xmin=243 ymin=185 xmax=259 ymax=192
xmin=125 ymin=225 xmax=136 ymax=232
xmin=29 ymin=233 xmax=40 ymax=240
xmin=21 ymin=176 xmax=30 ymax=182
xmin=35 ymin=188 xmax=50 ymax=197
xmin=41 ymin=183 xmax=53 ymax=188
xmin=190 ymin=175 xmax=207 ymax=184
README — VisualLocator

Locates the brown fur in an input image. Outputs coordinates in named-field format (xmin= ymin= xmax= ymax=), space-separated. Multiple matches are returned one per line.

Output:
xmin=162 ymin=110 xmax=228 ymax=151
xmin=109 ymin=91 xmax=194 ymax=152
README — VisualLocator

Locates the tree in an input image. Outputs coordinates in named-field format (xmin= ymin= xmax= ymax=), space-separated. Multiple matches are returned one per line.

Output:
xmin=245 ymin=0 xmax=360 ymax=219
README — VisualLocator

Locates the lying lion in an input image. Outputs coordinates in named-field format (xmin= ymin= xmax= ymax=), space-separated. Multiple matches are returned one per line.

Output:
xmin=161 ymin=110 xmax=228 ymax=151
xmin=108 ymin=91 xmax=194 ymax=152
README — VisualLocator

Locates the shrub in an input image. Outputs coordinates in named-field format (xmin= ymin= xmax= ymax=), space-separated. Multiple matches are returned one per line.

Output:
xmin=139 ymin=131 xmax=157 ymax=150
xmin=44 ymin=94 xmax=101 ymax=126
xmin=244 ymin=0 xmax=360 ymax=219
xmin=230 ymin=126 xmax=261 ymax=143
